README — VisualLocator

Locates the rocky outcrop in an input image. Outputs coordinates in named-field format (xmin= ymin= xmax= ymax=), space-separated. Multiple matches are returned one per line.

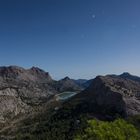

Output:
xmin=0 ymin=66 xmax=57 ymax=122
xmin=71 ymin=75 xmax=140 ymax=118
xmin=0 ymin=66 xmax=53 ymax=83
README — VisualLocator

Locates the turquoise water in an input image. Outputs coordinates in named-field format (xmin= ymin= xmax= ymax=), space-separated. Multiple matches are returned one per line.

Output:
xmin=56 ymin=91 xmax=77 ymax=100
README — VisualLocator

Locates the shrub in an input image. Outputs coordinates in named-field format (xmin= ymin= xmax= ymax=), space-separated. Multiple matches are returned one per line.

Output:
xmin=74 ymin=119 xmax=140 ymax=140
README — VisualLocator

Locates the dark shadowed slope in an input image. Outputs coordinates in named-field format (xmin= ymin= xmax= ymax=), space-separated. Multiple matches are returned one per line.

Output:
xmin=66 ymin=75 xmax=140 ymax=119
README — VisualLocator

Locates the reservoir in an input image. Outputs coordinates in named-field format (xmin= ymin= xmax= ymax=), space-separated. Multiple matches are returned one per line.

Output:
xmin=56 ymin=91 xmax=77 ymax=101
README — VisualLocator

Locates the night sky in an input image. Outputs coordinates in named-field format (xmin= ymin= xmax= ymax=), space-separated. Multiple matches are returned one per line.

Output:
xmin=0 ymin=0 xmax=140 ymax=79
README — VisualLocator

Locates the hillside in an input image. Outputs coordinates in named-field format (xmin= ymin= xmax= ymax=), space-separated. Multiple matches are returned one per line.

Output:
xmin=0 ymin=66 xmax=57 ymax=123
xmin=69 ymin=75 xmax=140 ymax=119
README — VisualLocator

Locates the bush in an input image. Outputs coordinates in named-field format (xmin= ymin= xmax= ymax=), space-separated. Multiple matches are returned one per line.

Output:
xmin=74 ymin=119 xmax=140 ymax=140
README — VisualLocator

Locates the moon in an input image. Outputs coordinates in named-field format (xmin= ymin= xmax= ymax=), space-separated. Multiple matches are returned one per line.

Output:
xmin=92 ymin=14 xmax=96 ymax=19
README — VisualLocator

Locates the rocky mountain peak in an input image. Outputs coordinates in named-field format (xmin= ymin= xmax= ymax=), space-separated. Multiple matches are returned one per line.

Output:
xmin=0 ymin=66 xmax=53 ymax=83
xmin=119 ymin=72 xmax=140 ymax=83
xmin=120 ymin=72 xmax=131 ymax=77
xmin=55 ymin=76 xmax=83 ymax=92
xmin=0 ymin=65 xmax=25 ymax=75
xmin=29 ymin=66 xmax=52 ymax=82
xmin=62 ymin=76 xmax=71 ymax=81
xmin=30 ymin=66 xmax=45 ymax=73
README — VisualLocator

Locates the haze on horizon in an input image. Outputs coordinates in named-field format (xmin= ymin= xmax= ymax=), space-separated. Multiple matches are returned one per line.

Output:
xmin=0 ymin=0 xmax=140 ymax=79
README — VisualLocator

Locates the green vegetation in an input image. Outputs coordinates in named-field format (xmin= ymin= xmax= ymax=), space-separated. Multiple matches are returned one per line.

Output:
xmin=14 ymin=107 xmax=87 ymax=140
xmin=127 ymin=115 xmax=140 ymax=133
xmin=74 ymin=119 xmax=140 ymax=140
xmin=14 ymin=113 xmax=140 ymax=140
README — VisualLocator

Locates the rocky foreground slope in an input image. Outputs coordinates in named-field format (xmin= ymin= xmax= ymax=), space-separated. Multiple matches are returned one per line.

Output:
xmin=0 ymin=66 xmax=57 ymax=122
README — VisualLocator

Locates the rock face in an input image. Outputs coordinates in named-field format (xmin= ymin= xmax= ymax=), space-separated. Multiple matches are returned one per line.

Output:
xmin=73 ymin=75 xmax=140 ymax=118
xmin=0 ymin=66 xmax=52 ymax=83
xmin=0 ymin=66 xmax=57 ymax=122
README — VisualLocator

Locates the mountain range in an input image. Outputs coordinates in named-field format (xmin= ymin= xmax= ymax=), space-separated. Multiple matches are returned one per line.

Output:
xmin=0 ymin=66 xmax=140 ymax=139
